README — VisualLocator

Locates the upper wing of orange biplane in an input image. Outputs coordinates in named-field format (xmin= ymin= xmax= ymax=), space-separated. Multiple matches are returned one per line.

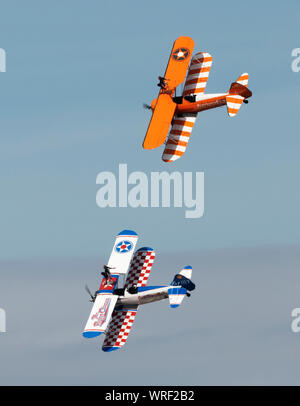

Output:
xmin=162 ymin=36 xmax=195 ymax=93
xmin=143 ymin=36 xmax=195 ymax=150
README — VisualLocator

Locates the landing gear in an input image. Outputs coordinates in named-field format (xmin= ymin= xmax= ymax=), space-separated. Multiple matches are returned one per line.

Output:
xmin=243 ymin=99 xmax=249 ymax=104
xmin=127 ymin=286 xmax=138 ymax=294
xmin=113 ymin=288 xmax=125 ymax=296
xmin=113 ymin=286 xmax=138 ymax=296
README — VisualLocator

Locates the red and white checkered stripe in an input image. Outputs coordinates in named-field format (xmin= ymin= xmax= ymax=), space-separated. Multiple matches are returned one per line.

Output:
xmin=102 ymin=310 xmax=137 ymax=349
xmin=183 ymin=52 xmax=212 ymax=96
xmin=124 ymin=249 xmax=155 ymax=288
xmin=162 ymin=114 xmax=197 ymax=162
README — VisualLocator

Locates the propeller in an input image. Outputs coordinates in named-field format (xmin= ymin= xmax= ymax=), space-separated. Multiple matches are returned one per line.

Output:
xmin=143 ymin=103 xmax=152 ymax=110
xmin=85 ymin=284 xmax=95 ymax=302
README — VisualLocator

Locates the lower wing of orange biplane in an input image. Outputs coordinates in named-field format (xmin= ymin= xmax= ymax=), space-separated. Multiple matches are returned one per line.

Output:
xmin=143 ymin=36 xmax=194 ymax=150
xmin=162 ymin=113 xmax=197 ymax=162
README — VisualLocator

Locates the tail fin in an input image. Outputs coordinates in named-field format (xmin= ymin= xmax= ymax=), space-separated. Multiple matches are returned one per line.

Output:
xmin=226 ymin=73 xmax=252 ymax=117
xmin=168 ymin=266 xmax=195 ymax=308
xmin=236 ymin=73 xmax=249 ymax=87
xmin=179 ymin=265 xmax=192 ymax=280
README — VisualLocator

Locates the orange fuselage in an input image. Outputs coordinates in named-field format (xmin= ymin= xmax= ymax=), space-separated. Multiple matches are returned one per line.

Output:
xmin=150 ymin=81 xmax=252 ymax=116
xmin=150 ymin=94 xmax=227 ymax=115
xmin=175 ymin=95 xmax=227 ymax=114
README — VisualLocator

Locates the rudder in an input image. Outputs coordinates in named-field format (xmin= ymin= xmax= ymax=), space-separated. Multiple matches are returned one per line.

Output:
xmin=236 ymin=72 xmax=249 ymax=87
xmin=168 ymin=266 xmax=195 ymax=308
xmin=227 ymin=73 xmax=252 ymax=117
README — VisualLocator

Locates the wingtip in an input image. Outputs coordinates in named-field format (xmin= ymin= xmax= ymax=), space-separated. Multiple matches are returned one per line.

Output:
xmin=162 ymin=154 xmax=181 ymax=163
xmin=102 ymin=346 xmax=120 ymax=352
xmin=118 ymin=230 xmax=138 ymax=237
xmin=82 ymin=331 xmax=103 ymax=338
xmin=170 ymin=304 xmax=180 ymax=309
xmin=137 ymin=247 xmax=154 ymax=252
xmin=174 ymin=36 xmax=195 ymax=47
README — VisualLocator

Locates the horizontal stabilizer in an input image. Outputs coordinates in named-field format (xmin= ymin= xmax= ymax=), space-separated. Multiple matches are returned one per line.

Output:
xmin=168 ymin=286 xmax=187 ymax=308
xmin=226 ymin=95 xmax=244 ymax=117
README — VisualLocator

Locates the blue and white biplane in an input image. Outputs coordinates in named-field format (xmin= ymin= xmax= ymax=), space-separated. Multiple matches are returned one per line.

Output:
xmin=82 ymin=230 xmax=196 ymax=352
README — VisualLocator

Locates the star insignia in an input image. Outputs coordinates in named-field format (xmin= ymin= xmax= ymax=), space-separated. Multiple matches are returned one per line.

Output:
xmin=115 ymin=240 xmax=133 ymax=253
xmin=172 ymin=48 xmax=190 ymax=61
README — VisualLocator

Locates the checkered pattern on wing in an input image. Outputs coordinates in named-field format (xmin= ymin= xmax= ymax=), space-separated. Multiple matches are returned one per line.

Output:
xmin=102 ymin=310 xmax=137 ymax=349
xmin=124 ymin=250 xmax=155 ymax=288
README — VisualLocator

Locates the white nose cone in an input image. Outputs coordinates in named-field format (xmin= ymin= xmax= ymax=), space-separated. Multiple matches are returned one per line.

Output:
xmin=179 ymin=265 xmax=192 ymax=280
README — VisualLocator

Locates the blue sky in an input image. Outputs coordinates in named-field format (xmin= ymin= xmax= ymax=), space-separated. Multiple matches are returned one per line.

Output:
xmin=0 ymin=0 xmax=300 ymax=385
xmin=1 ymin=246 xmax=300 ymax=385
xmin=0 ymin=0 xmax=299 ymax=259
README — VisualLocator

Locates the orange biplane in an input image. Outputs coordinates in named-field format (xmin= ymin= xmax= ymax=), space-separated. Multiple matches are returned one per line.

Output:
xmin=143 ymin=36 xmax=252 ymax=162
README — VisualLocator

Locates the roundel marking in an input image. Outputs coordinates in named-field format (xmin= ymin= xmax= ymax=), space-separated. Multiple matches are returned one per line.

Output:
xmin=172 ymin=47 xmax=190 ymax=61
xmin=115 ymin=240 xmax=133 ymax=253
